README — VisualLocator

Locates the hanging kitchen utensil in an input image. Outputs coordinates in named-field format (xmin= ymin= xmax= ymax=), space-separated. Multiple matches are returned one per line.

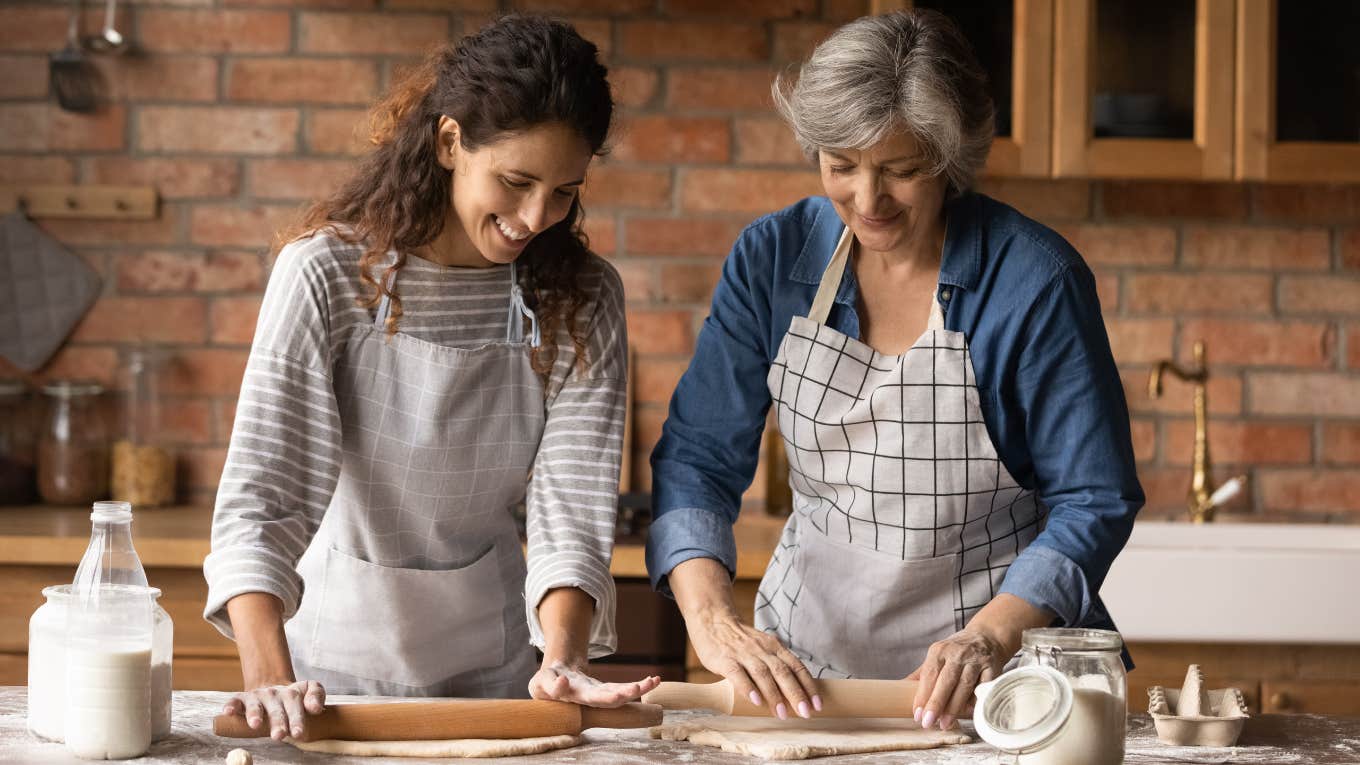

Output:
xmin=0 ymin=211 xmax=102 ymax=372
xmin=48 ymin=0 xmax=98 ymax=112
xmin=85 ymin=0 xmax=128 ymax=55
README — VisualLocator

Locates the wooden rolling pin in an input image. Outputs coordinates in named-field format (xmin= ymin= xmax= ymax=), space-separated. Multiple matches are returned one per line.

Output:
xmin=213 ymin=699 xmax=663 ymax=743
xmin=643 ymin=679 xmax=919 ymax=717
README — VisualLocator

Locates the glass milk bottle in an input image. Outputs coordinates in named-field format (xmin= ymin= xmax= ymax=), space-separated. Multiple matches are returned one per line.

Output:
xmin=65 ymin=501 xmax=155 ymax=759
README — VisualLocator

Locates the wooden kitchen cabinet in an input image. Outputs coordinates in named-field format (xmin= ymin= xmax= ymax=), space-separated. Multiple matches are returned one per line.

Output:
xmin=0 ymin=563 xmax=241 ymax=690
xmin=900 ymin=0 xmax=1056 ymax=177
xmin=1053 ymin=0 xmax=1235 ymax=179
xmin=1235 ymin=0 xmax=1360 ymax=182
xmin=888 ymin=0 xmax=1358 ymax=182
xmin=1128 ymin=642 xmax=1360 ymax=718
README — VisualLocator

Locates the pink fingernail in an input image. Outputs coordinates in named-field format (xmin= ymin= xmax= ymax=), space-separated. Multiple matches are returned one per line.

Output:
xmin=775 ymin=703 xmax=788 ymax=720
xmin=797 ymin=701 xmax=811 ymax=718
xmin=812 ymin=695 xmax=823 ymax=712
xmin=913 ymin=706 xmax=922 ymax=722
xmin=921 ymin=710 xmax=936 ymax=729
xmin=939 ymin=715 xmax=953 ymax=730
xmin=750 ymin=690 xmax=763 ymax=706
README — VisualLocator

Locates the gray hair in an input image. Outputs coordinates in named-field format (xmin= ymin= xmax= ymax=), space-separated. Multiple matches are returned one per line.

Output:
xmin=772 ymin=9 xmax=994 ymax=197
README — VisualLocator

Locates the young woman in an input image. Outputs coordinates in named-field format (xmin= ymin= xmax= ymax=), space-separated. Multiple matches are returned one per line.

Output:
xmin=205 ymin=16 xmax=656 ymax=740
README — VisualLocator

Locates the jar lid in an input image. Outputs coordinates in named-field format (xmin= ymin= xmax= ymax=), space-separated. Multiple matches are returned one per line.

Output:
xmin=44 ymin=584 xmax=162 ymax=601
xmin=972 ymin=665 xmax=1073 ymax=754
xmin=41 ymin=379 xmax=104 ymax=398
xmin=1021 ymin=627 xmax=1123 ymax=653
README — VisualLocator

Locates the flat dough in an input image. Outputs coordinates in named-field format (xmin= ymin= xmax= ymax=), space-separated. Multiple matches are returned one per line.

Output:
xmin=651 ymin=716 xmax=970 ymax=760
xmin=289 ymin=734 xmax=582 ymax=758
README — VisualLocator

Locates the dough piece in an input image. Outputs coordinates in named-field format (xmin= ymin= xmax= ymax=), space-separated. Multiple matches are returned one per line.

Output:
xmin=225 ymin=749 xmax=252 ymax=765
xmin=652 ymin=716 xmax=970 ymax=760
xmin=288 ymin=734 xmax=581 ymax=758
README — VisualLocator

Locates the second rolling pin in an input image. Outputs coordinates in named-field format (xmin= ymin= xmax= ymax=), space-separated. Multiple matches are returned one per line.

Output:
xmin=642 ymin=679 xmax=919 ymax=717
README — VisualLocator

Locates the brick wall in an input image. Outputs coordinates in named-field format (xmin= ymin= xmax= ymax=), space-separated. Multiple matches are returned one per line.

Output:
xmin=2 ymin=0 xmax=1357 ymax=519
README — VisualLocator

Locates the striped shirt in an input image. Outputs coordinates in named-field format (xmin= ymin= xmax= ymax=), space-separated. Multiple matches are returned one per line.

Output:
xmin=203 ymin=230 xmax=626 ymax=659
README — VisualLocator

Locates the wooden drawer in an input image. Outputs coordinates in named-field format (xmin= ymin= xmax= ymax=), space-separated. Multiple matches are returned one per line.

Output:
xmin=1 ymin=564 xmax=236 ymax=658
xmin=1262 ymin=681 xmax=1360 ymax=717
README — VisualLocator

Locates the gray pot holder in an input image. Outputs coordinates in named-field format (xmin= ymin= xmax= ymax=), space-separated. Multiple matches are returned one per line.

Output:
xmin=0 ymin=212 xmax=102 ymax=371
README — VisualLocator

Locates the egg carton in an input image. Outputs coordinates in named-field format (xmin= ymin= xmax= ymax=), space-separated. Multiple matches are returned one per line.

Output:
xmin=1147 ymin=664 xmax=1249 ymax=747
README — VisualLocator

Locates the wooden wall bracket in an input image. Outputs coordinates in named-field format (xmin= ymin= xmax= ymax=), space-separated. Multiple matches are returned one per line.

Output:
xmin=0 ymin=185 xmax=159 ymax=220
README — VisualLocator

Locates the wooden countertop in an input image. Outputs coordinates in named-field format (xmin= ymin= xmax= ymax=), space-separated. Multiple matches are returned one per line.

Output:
xmin=4 ymin=688 xmax=1358 ymax=764
xmin=0 ymin=505 xmax=788 ymax=579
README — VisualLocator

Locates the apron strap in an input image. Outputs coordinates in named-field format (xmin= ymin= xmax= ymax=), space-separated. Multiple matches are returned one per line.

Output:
xmin=926 ymin=292 xmax=945 ymax=331
xmin=507 ymin=260 xmax=541 ymax=348
xmin=807 ymin=226 xmax=854 ymax=325
xmin=809 ymin=225 xmax=948 ymax=330
xmin=374 ymin=267 xmax=397 ymax=329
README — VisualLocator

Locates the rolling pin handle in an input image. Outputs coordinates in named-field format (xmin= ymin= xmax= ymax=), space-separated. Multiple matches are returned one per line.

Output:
xmin=578 ymin=702 xmax=665 ymax=730
xmin=213 ymin=713 xmax=270 ymax=739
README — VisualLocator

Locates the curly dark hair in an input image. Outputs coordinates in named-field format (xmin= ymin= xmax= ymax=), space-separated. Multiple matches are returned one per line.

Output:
xmin=278 ymin=15 xmax=613 ymax=379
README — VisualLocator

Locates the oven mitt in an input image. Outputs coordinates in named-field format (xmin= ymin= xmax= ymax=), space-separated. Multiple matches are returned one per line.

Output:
xmin=0 ymin=211 xmax=102 ymax=371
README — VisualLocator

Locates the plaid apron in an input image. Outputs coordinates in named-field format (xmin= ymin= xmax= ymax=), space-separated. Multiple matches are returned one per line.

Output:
xmin=287 ymin=260 xmax=543 ymax=697
xmin=755 ymin=226 xmax=1042 ymax=679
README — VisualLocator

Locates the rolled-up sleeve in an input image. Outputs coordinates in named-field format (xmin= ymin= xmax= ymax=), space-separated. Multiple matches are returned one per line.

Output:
xmin=997 ymin=263 xmax=1143 ymax=628
xmin=203 ymin=242 xmax=342 ymax=639
xmin=523 ymin=263 xmax=628 ymax=658
xmin=647 ymin=231 xmax=774 ymax=596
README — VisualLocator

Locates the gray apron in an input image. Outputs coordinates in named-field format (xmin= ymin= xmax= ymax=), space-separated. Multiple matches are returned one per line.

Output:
xmin=287 ymin=259 xmax=543 ymax=698
xmin=755 ymin=226 xmax=1043 ymax=679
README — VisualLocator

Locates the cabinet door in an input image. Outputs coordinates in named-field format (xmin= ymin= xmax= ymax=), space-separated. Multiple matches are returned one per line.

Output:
xmin=1261 ymin=681 xmax=1360 ymax=716
xmin=900 ymin=0 xmax=1055 ymax=177
xmin=1235 ymin=0 xmax=1360 ymax=182
xmin=1054 ymin=0 xmax=1234 ymax=179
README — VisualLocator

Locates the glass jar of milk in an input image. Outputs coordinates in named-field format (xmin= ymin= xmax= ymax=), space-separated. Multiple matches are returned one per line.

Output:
xmin=972 ymin=628 xmax=1127 ymax=765
xmin=64 ymin=501 xmax=161 ymax=759
xmin=28 ymin=584 xmax=174 ymax=744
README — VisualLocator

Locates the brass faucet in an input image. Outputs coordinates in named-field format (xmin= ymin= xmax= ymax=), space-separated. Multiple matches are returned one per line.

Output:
xmin=1148 ymin=340 xmax=1247 ymax=523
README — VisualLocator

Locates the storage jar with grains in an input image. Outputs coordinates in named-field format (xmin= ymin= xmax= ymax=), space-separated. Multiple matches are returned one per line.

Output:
xmin=111 ymin=348 xmax=175 ymax=507
xmin=38 ymin=381 xmax=109 ymax=505
xmin=0 ymin=379 xmax=38 ymax=505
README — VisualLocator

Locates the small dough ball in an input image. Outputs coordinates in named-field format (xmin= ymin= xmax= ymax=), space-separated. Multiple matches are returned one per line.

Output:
xmin=225 ymin=748 xmax=253 ymax=765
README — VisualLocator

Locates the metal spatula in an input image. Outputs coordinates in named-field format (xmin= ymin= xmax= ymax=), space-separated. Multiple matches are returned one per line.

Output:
xmin=49 ymin=0 xmax=97 ymax=113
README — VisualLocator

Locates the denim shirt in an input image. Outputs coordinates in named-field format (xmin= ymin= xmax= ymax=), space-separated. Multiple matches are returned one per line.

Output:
xmin=647 ymin=193 xmax=1144 ymax=643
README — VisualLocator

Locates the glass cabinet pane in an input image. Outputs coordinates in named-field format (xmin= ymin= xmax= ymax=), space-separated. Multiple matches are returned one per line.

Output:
xmin=1092 ymin=0 xmax=1195 ymax=140
xmin=915 ymin=0 xmax=1015 ymax=137
xmin=1275 ymin=0 xmax=1360 ymax=143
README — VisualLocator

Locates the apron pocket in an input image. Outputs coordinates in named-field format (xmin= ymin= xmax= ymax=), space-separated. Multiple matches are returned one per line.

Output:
xmin=792 ymin=529 xmax=960 ymax=679
xmin=308 ymin=543 xmax=507 ymax=689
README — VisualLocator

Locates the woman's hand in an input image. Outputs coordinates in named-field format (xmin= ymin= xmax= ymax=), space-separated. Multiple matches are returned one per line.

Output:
xmin=528 ymin=661 xmax=660 ymax=707
xmin=908 ymin=628 xmax=1006 ymax=731
xmin=221 ymin=680 xmax=326 ymax=741
xmin=910 ymin=594 xmax=1056 ymax=730
xmin=688 ymin=610 xmax=820 ymax=720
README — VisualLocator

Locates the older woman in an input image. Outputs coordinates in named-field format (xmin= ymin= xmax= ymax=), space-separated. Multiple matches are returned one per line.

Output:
xmin=647 ymin=9 xmax=1142 ymax=732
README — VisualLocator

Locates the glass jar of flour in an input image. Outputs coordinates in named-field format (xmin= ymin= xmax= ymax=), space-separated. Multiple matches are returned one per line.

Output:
xmin=972 ymin=628 xmax=1127 ymax=765
xmin=27 ymin=584 xmax=173 ymax=744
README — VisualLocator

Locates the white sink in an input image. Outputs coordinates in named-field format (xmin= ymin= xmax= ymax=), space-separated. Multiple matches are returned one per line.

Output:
xmin=1100 ymin=522 xmax=1360 ymax=644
